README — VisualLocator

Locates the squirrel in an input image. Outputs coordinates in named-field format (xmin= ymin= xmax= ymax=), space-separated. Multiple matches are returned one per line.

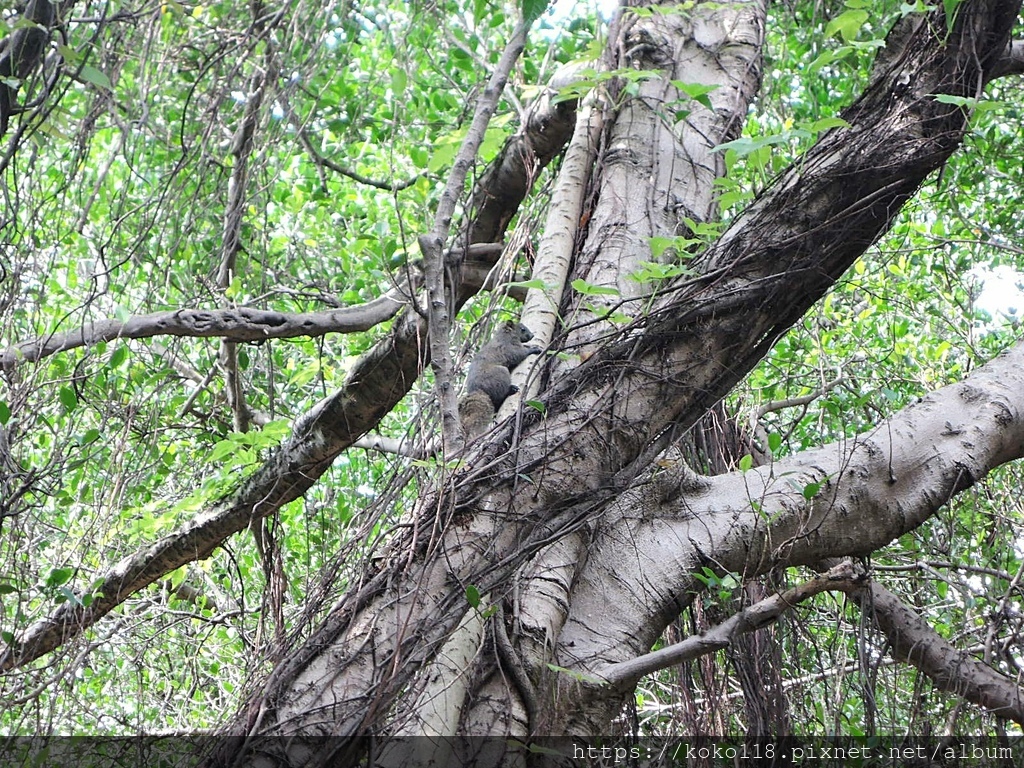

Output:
xmin=459 ymin=321 xmax=541 ymax=438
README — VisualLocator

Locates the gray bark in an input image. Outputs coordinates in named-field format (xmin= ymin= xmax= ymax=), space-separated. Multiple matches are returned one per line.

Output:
xmin=211 ymin=0 xmax=1024 ymax=761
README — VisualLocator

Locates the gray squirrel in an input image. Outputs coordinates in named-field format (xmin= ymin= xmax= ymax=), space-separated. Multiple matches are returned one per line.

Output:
xmin=459 ymin=321 xmax=541 ymax=438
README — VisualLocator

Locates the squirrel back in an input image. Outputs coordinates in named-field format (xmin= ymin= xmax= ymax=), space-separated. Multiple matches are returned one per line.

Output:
xmin=460 ymin=321 xmax=541 ymax=436
xmin=458 ymin=390 xmax=497 ymax=440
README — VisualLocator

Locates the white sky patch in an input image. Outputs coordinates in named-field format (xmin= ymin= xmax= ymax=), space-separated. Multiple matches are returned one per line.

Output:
xmin=971 ymin=264 xmax=1024 ymax=322
xmin=549 ymin=0 xmax=618 ymax=24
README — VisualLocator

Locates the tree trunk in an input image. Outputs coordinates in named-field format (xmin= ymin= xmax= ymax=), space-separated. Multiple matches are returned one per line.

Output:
xmin=211 ymin=1 xmax=1024 ymax=764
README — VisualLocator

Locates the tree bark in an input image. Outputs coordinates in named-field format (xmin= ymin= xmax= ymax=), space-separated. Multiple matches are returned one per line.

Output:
xmin=210 ymin=0 xmax=1023 ymax=761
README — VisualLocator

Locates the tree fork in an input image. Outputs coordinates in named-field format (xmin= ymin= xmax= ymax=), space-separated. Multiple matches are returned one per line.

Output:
xmin=220 ymin=0 xmax=1023 ymax=753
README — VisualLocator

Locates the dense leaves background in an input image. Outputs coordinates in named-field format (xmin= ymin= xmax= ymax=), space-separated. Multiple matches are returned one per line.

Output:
xmin=1 ymin=0 xmax=1022 ymax=738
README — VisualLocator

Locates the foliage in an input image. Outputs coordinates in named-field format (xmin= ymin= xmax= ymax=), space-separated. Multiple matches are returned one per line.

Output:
xmin=0 ymin=0 xmax=595 ymax=732
xmin=1 ymin=0 xmax=1022 ymax=742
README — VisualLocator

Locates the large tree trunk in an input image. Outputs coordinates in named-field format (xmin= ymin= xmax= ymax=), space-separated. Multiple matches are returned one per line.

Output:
xmin=212 ymin=1 xmax=1024 ymax=764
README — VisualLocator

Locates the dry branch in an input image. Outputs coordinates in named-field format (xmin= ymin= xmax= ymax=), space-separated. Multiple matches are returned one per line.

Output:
xmin=0 ymin=297 xmax=408 ymax=369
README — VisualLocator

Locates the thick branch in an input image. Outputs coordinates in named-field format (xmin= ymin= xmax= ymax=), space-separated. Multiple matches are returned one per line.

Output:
xmin=0 ymin=0 xmax=56 ymax=137
xmin=858 ymin=582 xmax=1024 ymax=725
xmin=564 ymin=338 xmax=1024 ymax=674
xmin=517 ymin=0 xmax=1021 ymax=515
xmin=990 ymin=39 xmax=1024 ymax=78
xmin=551 ymin=337 xmax=1024 ymax=734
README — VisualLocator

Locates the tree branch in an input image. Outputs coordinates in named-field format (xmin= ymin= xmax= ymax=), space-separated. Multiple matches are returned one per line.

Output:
xmin=0 ymin=241 xmax=530 ymax=371
xmin=297 ymin=128 xmax=422 ymax=192
xmin=420 ymin=20 xmax=530 ymax=455
xmin=596 ymin=561 xmax=867 ymax=687
xmin=857 ymin=582 xmax=1024 ymax=725
xmin=564 ymin=336 xmax=1024 ymax=712
xmin=990 ymin=39 xmax=1024 ymax=78
xmin=0 ymin=295 xmax=409 ymax=369
xmin=754 ymin=373 xmax=845 ymax=419
xmin=0 ymin=0 xmax=56 ymax=138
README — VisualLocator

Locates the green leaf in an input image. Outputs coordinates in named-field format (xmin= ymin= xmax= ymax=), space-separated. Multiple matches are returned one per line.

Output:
xmin=571 ymin=278 xmax=619 ymax=297
xmin=712 ymin=133 xmax=790 ymax=156
xmin=942 ymin=0 xmax=962 ymax=32
xmin=692 ymin=568 xmax=713 ymax=587
xmin=670 ymin=81 xmax=719 ymax=109
xmin=465 ymin=584 xmax=481 ymax=609
xmin=80 ymin=64 xmax=113 ymax=92
xmin=108 ymin=345 xmax=129 ymax=368
xmin=209 ymin=439 xmax=237 ymax=462
xmin=629 ymin=260 xmax=693 ymax=282
xmin=480 ymin=124 xmax=509 ymax=163
xmin=809 ymin=116 xmax=851 ymax=132
xmin=0 ymin=401 xmax=9 ymax=425
xmin=56 ymin=44 xmax=81 ymax=64
xmin=807 ymin=47 xmax=854 ymax=76
xmin=802 ymin=481 xmax=821 ymax=499
xmin=521 ymin=0 xmax=549 ymax=21
xmin=58 ymin=386 xmax=78 ymax=413
xmin=427 ymin=140 xmax=457 ymax=173
xmin=45 ymin=567 xmax=74 ymax=589
xmin=409 ymin=145 xmax=429 ymax=169
xmin=932 ymin=93 xmax=977 ymax=107
xmin=0 ymin=582 xmax=17 ymax=595
xmin=716 ymin=187 xmax=752 ymax=209
xmin=77 ymin=428 xmax=100 ymax=446
xmin=824 ymin=9 xmax=869 ymax=42
xmin=58 ymin=587 xmax=84 ymax=606
xmin=738 ymin=454 xmax=753 ymax=471
xmin=768 ymin=433 xmax=783 ymax=453
xmin=390 ymin=67 xmax=407 ymax=98
xmin=225 ymin=274 xmax=243 ymax=299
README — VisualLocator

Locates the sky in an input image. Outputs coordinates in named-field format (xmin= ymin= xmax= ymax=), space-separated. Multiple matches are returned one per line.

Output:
xmin=549 ymin=0 xmax=619 ymax=23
